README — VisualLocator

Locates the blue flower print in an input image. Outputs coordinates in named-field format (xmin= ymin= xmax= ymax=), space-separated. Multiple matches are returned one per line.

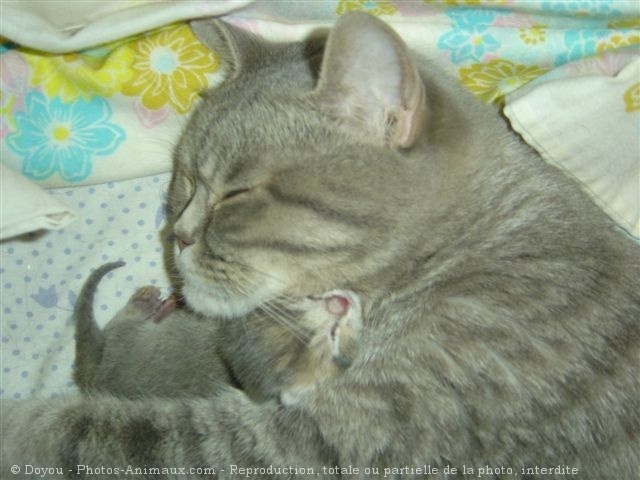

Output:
xmin=447 ymin=9 xmax=497 ymax=29
xmin=542 ymin=1 xmax=622 ymax=18
xmin=438 ymin=10 xmax=500 ymax=64
xmin=6 ymin=91 xmax=125 ymax=182
xmin=555 ymin=29 xmax=611 ymax=66
xmin=30 ymin=285 xmax=58 ymax=308
xmin=68 ymin=290 xmax=78 ymax=308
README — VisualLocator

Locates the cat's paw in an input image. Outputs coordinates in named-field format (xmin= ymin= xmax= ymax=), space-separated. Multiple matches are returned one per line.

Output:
xmin=128 ymin=287 xmax=177 ymax=323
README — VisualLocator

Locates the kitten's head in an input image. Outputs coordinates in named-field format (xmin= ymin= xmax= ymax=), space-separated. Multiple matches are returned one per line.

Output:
xmin=169 ymin=13 xmax=432 ymax=318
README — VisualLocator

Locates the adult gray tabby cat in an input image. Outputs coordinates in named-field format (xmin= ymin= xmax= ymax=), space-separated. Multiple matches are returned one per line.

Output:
xmin=2 ymin=12 xmax=639 ymax=479
xmin=73 ymin=261 xmax=362 ymax=404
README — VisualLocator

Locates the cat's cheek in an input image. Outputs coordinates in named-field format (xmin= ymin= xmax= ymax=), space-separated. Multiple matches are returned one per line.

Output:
xmin=174 ymin=245 xmax=293 ymax=318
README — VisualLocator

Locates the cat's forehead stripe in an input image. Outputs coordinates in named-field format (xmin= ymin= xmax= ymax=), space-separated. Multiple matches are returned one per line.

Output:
xmin=223 ymin=156 xmax=257 ymax=186
xmin=266 ymin=185 xmax=384 ymax=229
xmin=231 ymin=238 xmax=355 ymax=256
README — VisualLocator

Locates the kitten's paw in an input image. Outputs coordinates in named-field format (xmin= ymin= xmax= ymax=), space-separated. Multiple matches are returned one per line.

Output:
xmin=128 ymin=287 xmax=177 ymax=323
xmin=133 ymin=285 xmax=161 ymax=301
xmin=131 ymin=286 xmax=162 ymax=308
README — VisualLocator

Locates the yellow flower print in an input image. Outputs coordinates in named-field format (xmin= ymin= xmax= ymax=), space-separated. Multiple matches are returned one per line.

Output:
xmin=0 ymin=92 xmax=16 ymax=138
xmin=608 ymin=18 xmax=640 ymax=30
xmin=623 ymin=82 xmax=640 ymax=113
xmin=337 ymin=0 xmax=397 ymax=16
xmin=121 ymin=24 xmax=219 ymax=114
xmin=22 ymin=43 xmax=135 ymax=102
xmin=459 ymin=59 xmax=548 ymax=104
xmin=519 ymin=25 xmax=547 ymax=45
xmin=597 ymin=33 xmax=640 ymax=53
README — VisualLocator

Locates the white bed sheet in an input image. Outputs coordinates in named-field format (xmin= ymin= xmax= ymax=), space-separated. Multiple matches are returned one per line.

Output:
xmin=0 ymin=173 xmax=171 ymax=399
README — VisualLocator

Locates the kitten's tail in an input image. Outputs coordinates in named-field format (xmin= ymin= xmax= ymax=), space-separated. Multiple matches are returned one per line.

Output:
xmin=73 ymin=261 xmax=125 ymax=390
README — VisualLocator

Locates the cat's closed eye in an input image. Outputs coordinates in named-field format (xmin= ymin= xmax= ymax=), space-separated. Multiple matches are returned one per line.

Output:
xmin=220 ymin=188 xmax=251 ymax=202
xmin=166 ymin=174 xmax=196 ymax=221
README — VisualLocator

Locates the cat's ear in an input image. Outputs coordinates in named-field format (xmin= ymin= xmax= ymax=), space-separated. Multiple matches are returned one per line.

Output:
xmin=190 ymin=18 xmax=268 ymax=80
xmin=314 ymin=12 xmax=427 ymax=149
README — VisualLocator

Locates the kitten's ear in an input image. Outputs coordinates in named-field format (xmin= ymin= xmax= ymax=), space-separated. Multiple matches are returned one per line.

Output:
xmin=190 ymin=18 xmax=268 ymax=80
xmin=314 ymin=12 xmax=427 ymax=149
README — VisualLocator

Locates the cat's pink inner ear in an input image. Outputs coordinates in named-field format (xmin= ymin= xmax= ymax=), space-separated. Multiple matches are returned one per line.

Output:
xmin=314 ymin=12 xmax=428 ymax=149
xmin=390 ymin=75 xmax=428 ymax=149
xmin=325 ymin=295 xmax=350 ymax=317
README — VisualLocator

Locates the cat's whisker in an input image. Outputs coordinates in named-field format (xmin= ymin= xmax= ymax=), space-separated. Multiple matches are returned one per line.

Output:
xmin=234 ymin=262 xmax=291 ymax=290
xmin=229 ymin=269 xmax=309 ymax=343
xmin=257 ymin=303 xmax=309 ymax=344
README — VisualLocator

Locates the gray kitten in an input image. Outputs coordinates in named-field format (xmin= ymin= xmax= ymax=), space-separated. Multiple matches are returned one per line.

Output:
xmin=73 ymin=261 xmax=362 ymax=404
xmin=2 ymin=12 xmax=639 ymax=479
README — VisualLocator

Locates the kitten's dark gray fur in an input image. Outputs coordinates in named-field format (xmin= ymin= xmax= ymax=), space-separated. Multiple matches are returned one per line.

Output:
xmin=72 ymin=261 xmax=232 ymax=398
xmin=73 ymin=262 xmax=361 ymax=404
xmin=2 ymin=12 xmax=638 ymax=479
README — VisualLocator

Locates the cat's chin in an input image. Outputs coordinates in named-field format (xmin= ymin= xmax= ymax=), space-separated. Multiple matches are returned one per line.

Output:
xmin=181 ymin=283 xmax=257 ymax=319
xmin=174 ymin=246 xmax=290 ymax=319
xmin=180 ymin=276 xmax=278 ymax=319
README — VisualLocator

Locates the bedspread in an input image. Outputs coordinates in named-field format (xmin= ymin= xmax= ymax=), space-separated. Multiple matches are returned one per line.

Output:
xmin=0 ymin=1 xmax=638 ymax=400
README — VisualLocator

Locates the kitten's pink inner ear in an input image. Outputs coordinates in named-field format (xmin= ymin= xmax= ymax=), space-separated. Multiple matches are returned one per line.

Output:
xmin=325 ymin=295 xmax=350 ymax=316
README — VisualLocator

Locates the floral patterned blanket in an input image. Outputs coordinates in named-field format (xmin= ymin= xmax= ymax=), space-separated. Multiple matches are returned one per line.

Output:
xmin=0 ymin=1 xmax=638 ymax=400
xmin=2 ymin=1 xmax=638 ymax=187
